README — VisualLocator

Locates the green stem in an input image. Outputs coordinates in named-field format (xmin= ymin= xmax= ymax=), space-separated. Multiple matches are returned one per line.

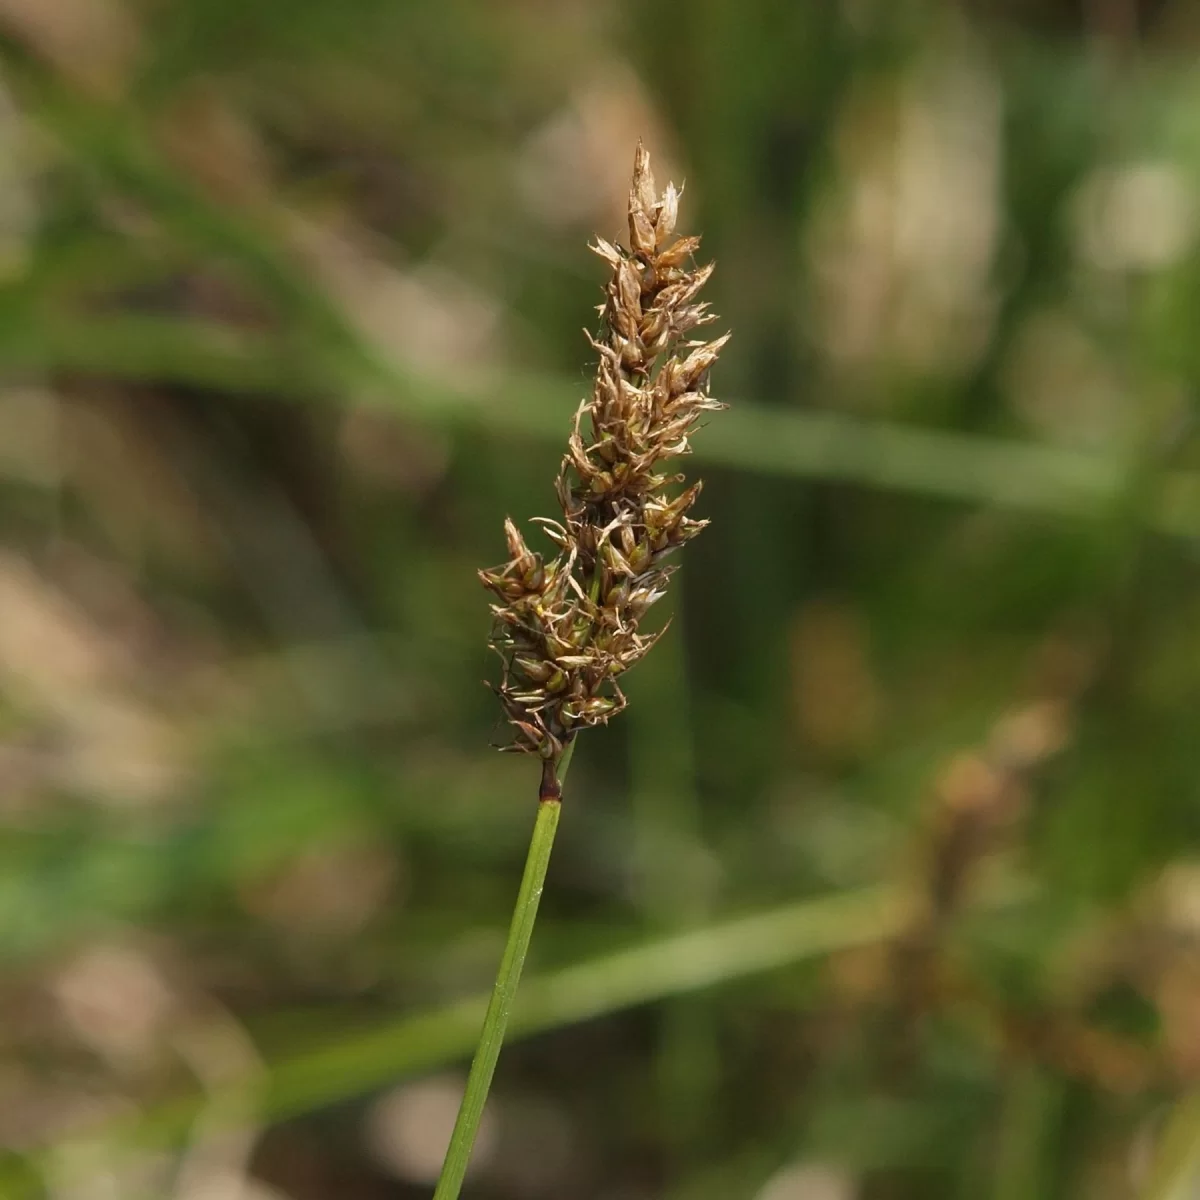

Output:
xmin=432 ymin=742 xmax=575 ymax=1199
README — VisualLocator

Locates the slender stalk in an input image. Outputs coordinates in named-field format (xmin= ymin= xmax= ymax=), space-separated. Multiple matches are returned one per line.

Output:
xmin=432 ymin=743 xmax=575 ymax=1199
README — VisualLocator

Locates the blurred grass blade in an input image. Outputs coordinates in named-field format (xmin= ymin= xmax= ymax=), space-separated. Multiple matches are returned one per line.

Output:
xmin=10 ymin=306 xmax=1199 ymax=537
xmin=992 ymin=1066 xmax=1064 ymax=1200
xmin=0 ymin=315 xmax=328 ymax=395
xmin=9 ymin=882 xmax=911 ymax=1198
xmin=268 ymin=882 xmax=910 ymax=1121
xmin=347 ymin=366 xmax=1200 ymax=538
xmin=1140 ymin=1094 xmax=1200 ymax=1200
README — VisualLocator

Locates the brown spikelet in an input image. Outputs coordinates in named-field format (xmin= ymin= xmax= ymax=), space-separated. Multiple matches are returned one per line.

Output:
xmin=479 ymin=143 xmax=729 ymax=763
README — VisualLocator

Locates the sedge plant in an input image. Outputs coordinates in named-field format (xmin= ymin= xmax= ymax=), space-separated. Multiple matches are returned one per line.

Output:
xmin=433 ymin=143 xmax=729 ymax=1198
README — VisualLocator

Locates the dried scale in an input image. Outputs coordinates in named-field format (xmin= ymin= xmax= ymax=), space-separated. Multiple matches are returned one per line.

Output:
xmin=479 ymin=143 xmax=729 ymax=795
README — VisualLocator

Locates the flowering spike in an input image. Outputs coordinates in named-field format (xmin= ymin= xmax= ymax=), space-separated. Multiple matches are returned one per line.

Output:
xmin=481 ymin=145 xmax=728 ymax=760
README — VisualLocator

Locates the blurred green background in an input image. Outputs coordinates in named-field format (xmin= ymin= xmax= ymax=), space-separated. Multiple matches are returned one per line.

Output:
xmin=2 ymin=0 xmax=1200 ymax=1197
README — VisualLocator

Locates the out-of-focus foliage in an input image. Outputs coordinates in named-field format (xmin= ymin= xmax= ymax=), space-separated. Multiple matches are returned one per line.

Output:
xmin=1 ymin=0 xmax=1200 ymax=1197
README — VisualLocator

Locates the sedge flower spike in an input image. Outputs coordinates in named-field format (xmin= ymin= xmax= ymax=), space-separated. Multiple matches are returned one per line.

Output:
xmin=479 ymin=143 xmax=729 ymax=785
xmin=438 ymin=142 xmax=727 ymax=1199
